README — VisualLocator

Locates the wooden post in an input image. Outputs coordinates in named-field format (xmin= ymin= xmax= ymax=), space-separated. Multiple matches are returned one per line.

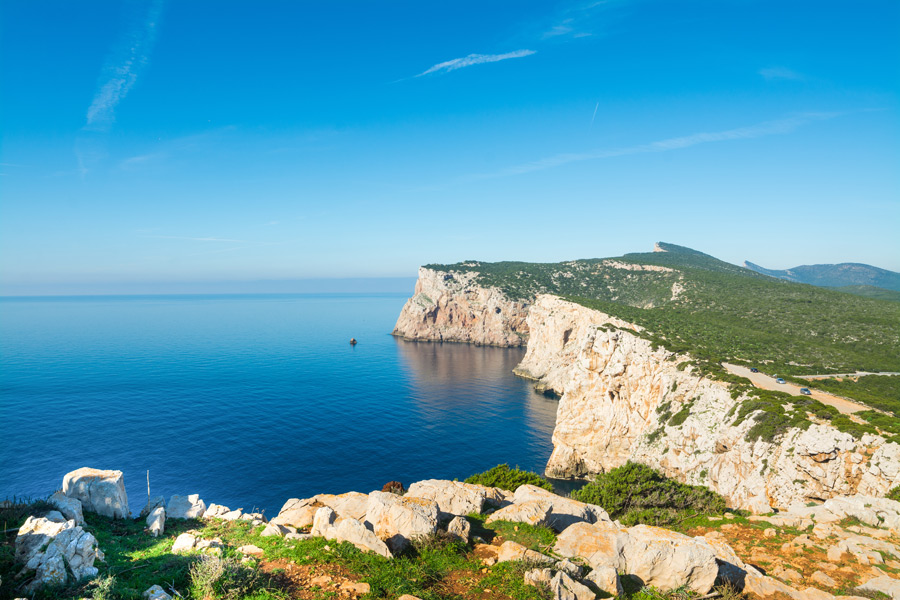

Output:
xmin=147 ymin=470 xmax=150 ymax=504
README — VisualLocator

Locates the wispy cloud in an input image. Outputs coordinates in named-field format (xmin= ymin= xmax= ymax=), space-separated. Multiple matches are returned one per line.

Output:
xmin=417 ymin=50 xmax=536 ymax=77
xmin=759 ymin=67 xmax=805 ymax=81
xmin=85 ymin=0 xmax=165 ymax=132
xmin=142 ymin=235 xmax=248 ymax=243
xmin=472 ymin=112 xmax=841 ymax=179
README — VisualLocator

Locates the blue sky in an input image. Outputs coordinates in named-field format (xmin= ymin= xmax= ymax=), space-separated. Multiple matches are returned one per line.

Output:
xmin=1 ymin=0 xmax=898 ymax=293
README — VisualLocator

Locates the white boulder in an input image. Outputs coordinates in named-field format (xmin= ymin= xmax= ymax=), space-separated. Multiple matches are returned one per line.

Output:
xmin=146 ymin=506 xmax=165 ymax=537
xmin=496 ymin=540 xmax=553 ymax=565
xmin=171 ymin=532 xmax=196 ymax=553
xmin=139 ymin=496 xmax=166 ymax=518
xmin=167 ymin=494 xmax=206 ymax=519
xmin=513 ymin=485 xmax=610 ymax=531
xmin=48 ymin=491 xmax=84 ymax=525
xmin=143 ymin=584 xmax=173 ymax=600
xmin=405 ymin=479 xmax=511 ymax=517
xmin=15 ymin=514 xmax=103 ymax=591
xmin=447 ymin=516 xmax=471 ymax=543
xmin=365 ymin=491 xmax=439 ymax=552
xmin=62 ymin=467 xmax=130 ymax=519
xmin=858 ymin=575 xmax=900 ymax=600
xmin=485 ymin=499 xmax=553 ymax=528
xmin=550 ymin=570 xmax=595 ymax=600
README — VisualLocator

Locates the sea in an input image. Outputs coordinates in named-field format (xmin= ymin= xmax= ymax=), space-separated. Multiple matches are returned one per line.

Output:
xmin=0 ymin=293 xmax=561 ymax=516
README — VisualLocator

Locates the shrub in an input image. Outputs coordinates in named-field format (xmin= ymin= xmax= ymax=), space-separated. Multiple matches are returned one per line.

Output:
xmin=572 ymin=462 xmax=727 ymax=526
xmin=189 ymin=554 xmax=266 ymax=600
xmin=464 ymin=464 xmax=553 ymax=492
xmin=887 ymin=486 xmax=900 ymax=502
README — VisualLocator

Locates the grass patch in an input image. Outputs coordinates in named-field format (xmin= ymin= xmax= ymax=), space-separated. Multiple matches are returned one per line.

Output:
xmin=465 ymin=464 xmax=553 ymax=493
xmin=572 ymin=463 xmax=727 ymax=526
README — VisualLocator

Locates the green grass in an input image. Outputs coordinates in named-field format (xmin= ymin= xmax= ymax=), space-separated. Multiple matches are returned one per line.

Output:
xmin=464 ymin=464 xmax=553 ymax=493
xmin=572 ymin=463 xmax=727 ymax=527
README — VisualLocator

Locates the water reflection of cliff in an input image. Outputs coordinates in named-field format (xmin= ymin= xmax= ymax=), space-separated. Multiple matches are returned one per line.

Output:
xmin=394 ymin=338 xmax=559 ymax=462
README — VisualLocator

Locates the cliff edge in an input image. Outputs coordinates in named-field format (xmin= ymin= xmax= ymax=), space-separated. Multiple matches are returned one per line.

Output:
xmin=520 ymin=295 xmax=900 ymax=512
xmin=391 ymin=266 xmax=530 ymax=346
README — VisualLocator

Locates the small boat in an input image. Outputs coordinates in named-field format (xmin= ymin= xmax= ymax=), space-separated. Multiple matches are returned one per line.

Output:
xmin=349 ymin=338 xmax=358 ymax=345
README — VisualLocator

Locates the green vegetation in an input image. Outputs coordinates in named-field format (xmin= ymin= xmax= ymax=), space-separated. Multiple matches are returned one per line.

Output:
xmin=464 ymin=464 xmax=553 ymax=492
xmin=429 ymin=243 xmax=900 ymax=440
xmin=429 ymin=245 xmax=900 ymax=378
xmin=572 ymin=463 xmax=727 ymax=526
xmin=836 ymin=285 xmax=900 ymax=302
xmin=887 ymin=486 xmax=900 ymax=502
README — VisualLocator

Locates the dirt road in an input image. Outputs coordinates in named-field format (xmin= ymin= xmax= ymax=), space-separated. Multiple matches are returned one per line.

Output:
xmin=722 ymin=363 xmax=871 ymax=415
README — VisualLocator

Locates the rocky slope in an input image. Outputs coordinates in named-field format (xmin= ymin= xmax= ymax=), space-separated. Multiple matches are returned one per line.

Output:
xmin=517 ymin=295 xmax=900 ymax=511
xmin=392 ymin=266 xmax=530 ymax=346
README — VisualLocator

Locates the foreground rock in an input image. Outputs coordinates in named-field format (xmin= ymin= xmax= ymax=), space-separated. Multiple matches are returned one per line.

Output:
xmin=365 ymin=491 xmax=439 ymax=552
xmin=553 ymin=520 xmax=718 ymax=593
xmin=271 ymin=492 xmax=369 ymax=528
xmin=48 ymin=491 xmax=84 ymax=525
xmin=311 ymin=507 xmax=391 ymax=558
xmin=15 ymin=512 xmax=103 ymax=591
xmin=146 ymin=506 xmax=165 ymax=537
xmin=143 ymin=584 xmax=173 ymax=600
xmin=405 ymin=479 xmax=511 ymax=517
xmin=167 ymin=494 xmax=206 ymax=519
xmin=62 ymin=467 xmax=130 ymax=519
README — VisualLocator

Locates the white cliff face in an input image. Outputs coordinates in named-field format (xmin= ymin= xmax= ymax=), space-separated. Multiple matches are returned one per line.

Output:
xmin=392 ymin=267 xmax=530 ymax=346
xmin=520 ymin=295 xmax=900 ymax=511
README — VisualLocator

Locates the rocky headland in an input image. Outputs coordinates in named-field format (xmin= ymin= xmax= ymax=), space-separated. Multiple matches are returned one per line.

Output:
xmin=392 ymin=265 xmax=900 ymax=513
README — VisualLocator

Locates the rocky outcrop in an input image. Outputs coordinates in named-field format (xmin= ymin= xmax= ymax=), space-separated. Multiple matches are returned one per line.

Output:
xmin=392 ymin=267 xmax=529 ymax=346
xmin=62 ymin=467 xmax=130 ymax=519
xmin=520 ymin=295 xmax=900 ymax=510
xmin=406 ymin=479 xmax=511 ymax=518
xmin=15 ymin=511 xmax=103 ymax=591
xmin=167 ymin=494 xmax=206 ymax=519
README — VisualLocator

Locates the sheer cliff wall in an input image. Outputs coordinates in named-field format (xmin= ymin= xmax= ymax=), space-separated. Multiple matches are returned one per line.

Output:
xmin=392 ymin=267 xmax=530 ymax=346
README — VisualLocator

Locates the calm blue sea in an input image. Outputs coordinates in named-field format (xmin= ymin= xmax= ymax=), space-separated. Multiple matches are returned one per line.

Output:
xmin=0 ymin=294 xmax=559 ymax=516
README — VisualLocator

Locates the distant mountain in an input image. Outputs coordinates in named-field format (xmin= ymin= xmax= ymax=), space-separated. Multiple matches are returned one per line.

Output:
xmin=744 ymin=261 xmax=900 ymax=292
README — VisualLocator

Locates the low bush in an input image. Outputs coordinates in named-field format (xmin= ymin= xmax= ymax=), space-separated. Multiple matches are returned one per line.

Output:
xmin=464 ymin=464 xmax=553 ymax=492
xmin=572 ymin=462 xmax=727 ymax=526
xmin=887 ymin=486 xmax=900 ymax=502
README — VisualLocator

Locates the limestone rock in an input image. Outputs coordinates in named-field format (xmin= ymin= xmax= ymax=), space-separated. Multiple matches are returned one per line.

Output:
xmin=773 ymin=566 xmax=804 ymax=584
xmin=550 ymin=570 xmax=595 ymax=600
xmin=406 ymin=479 xmax=511 ymax=517
xmin=554 ymin=521 xmax=629 ymax=571
xmin=623 ymin=525 xmax=718 ymax=593
xmin=334 ymin=517 xmax=392 ymax=558
xmin=485 ymin=499 xmax=553 ymax=528
xmin=392 ymin=267 xmax=530 ymax=346
xmin=62 ymin=467 xmax=130 ymax=519
xmin=520 ymin=295 xmax=900 ymax=510
xmin=146 ymin=506 xmax=165 ymax=537
xmin=311 ymin=507 xmax=337 ymax=539
xmin=237 ymin=544 xmax=264 ymax=557
xmin=195 ymin=537 xmax=224 ymax=554
xmin=143 ymin=584 xmax=173 ymax=600
xmin=171 ymin=532 xmax=196 ymax=553
xmin=271 ymin=492 xmax=369 ymax=528
xmin=586 ymin=565 xmax=624 ymax=597
xmin=261 ymin=523 xmax=294 ymax=537
xmin=810 ymin=571 xmax=836 ymax=588
xmin=140 ymin=496 xmax=166 ymax=518
xmin=858 ymin=575 xmax=900 ymax=600
xmin=447 ymin=516 xmax=471 ymax=543
xmin=15 ymin=515 xmax=103 ymax=591
xmin=524 ymin=567 xmax=553 ymax=588
xmin=203 ymin=503 xmax=231 ymax=519
xmin=167 ymin=494 xmax=206 ymax=519
xmin=496 ymin=540 xmax=553 ymax=565
xmin=365 ymin=491 xmax=439 ymax=552
xmin=512 ymin=485 xmax=609 ymax=531
xmin=48 ymin=491 xmax=84 ymax=525
xmin=555 ymin=558 xmax=584 ymax=578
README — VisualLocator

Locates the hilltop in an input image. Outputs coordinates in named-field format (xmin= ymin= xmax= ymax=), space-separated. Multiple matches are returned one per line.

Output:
xmin=744 ymin=260 xmax=900 ymax=293
xmin=425 ymin=242 xmax=900 ymax=378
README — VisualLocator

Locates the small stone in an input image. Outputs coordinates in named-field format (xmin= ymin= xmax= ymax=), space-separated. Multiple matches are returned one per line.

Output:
xmin=311 ymin=575 xmax=332 ymax=587
xmin=772 ymin=566 xmax=803 ymax=584
xmin=810 ymin=571 xmax=836 ymax=588
xmin=340 ymin=581 xmax=370 ymax=594
xmin=447 ymin=516 xmax=471 ymax=544
xmin=142 ymin=584 xmax=173 ymax=600
xmin=237 ymin=544 xmax=264 ymax=557
xmin=170 ymin=532 xmax=196 ymax=553
xmin=764 ymin=528 xmax=777 ymax=538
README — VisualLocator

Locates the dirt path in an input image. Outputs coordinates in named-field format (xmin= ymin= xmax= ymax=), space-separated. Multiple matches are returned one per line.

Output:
xmin=798 ymin=371 xmax=900 ymax=380
xmin=723 ymin=363 xmax=871 ymax=415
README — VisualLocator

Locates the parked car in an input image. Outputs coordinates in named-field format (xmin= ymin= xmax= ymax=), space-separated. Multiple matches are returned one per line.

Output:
xmin=750 ymin=367 xmax=759 ymax=373
xmin=776 ymin=378 xmax=786 ymax=384
xmin=800 ymin=388 xmax=811 ymax=395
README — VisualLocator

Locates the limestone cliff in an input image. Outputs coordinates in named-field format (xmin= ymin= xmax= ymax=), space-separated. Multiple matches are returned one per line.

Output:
xmin=519 ymin=295 xmax=899 ymax=512
xmin=392 ymin=267 xmax=530 ymax=346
